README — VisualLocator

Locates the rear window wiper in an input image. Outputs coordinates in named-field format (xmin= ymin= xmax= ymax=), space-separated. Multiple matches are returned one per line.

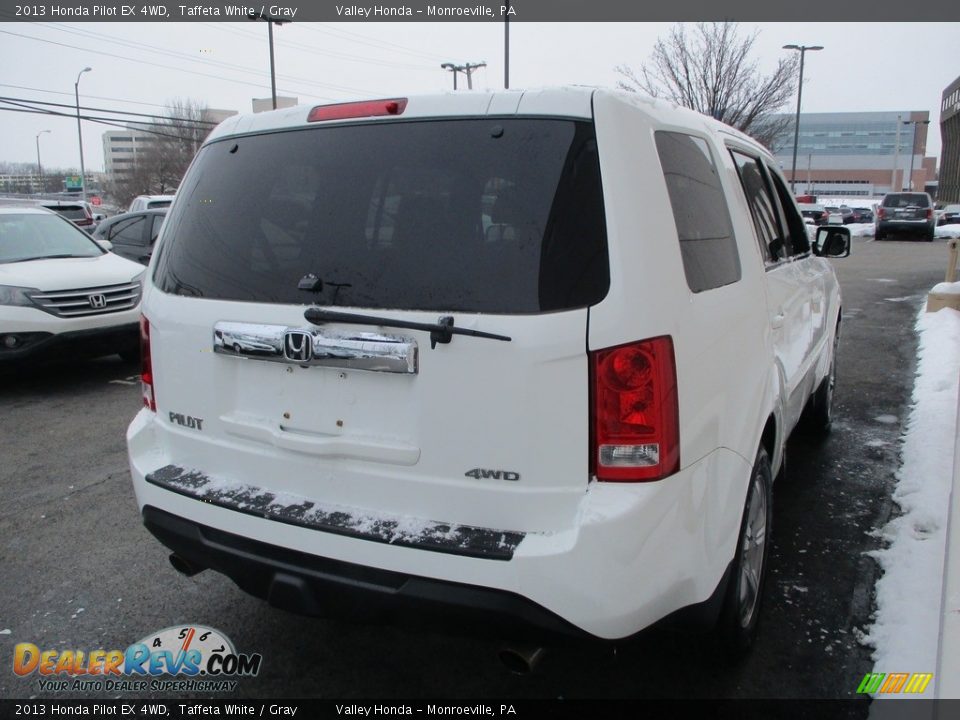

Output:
xmin=303 ymin=308 xmax=512 ymax=349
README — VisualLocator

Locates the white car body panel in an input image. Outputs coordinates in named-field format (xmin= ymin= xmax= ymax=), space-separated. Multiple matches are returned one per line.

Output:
xmin=128 ymin=87 xmax=843 ymax=639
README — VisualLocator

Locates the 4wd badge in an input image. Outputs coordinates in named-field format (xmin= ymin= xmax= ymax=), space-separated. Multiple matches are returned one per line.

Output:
xmin=464 ymin=468 xmax=520 ymax=482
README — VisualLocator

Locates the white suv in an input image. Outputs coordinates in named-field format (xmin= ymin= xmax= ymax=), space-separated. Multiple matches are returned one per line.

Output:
xmin=127 ymin=88 xmax=849 ymax=651
xmin=1 ymin=206 xmax=143 ymax=364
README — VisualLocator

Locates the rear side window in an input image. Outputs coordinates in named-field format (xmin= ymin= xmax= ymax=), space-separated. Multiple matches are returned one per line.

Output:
xmin=154 ymin=118 xmax=609 ymax=313
xmin=110 ymin=216 xmax=147 ymax=245
xmin=655 ymin=132 xmax=740 ymax=292
xmin=47 ymin=206 xmax=86 ymax=221
xmin=731 ymin=151 xmax=785 ymax=264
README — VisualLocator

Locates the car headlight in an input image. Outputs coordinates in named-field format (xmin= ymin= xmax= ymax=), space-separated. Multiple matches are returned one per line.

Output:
xmin=0 ymin=285 xmax=39 ymax=307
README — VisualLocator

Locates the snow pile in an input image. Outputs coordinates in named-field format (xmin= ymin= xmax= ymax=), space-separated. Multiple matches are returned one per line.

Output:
xmin=863 ymin=306 xmax=960 ymax=686
xmin=846 ymin=223 xmax=875 ymax=238
xmin=935 ymin=225 xmax=960 ymax=239
xmin=931 ymin=282 xmax=960 ymax=296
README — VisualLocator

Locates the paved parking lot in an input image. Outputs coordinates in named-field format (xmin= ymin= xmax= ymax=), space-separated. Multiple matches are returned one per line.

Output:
xmin=0 ymin=236 xmax=950 ymax=701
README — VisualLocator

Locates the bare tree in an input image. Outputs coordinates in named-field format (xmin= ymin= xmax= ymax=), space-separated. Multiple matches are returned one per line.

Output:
xmin=106 ymin=98 xmax=212 ymax=208
xmin=615 ymin=22 xmax=799 ymax=149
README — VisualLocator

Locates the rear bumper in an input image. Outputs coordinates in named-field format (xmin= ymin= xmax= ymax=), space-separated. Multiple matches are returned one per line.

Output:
xmin=128 ymin=410 xmax=751 ymax=639
xmin=877 ymin=219 xmax=935 ymax=232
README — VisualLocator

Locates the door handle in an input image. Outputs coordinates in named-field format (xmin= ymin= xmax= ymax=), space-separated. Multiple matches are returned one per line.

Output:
xmin=772 ymin=312 xmax=786 ymax=329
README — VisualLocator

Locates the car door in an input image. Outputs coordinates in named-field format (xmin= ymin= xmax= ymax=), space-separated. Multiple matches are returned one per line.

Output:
xmin=729 ymin=149 xmax=811 ymax=431
xmin=108 ymin=214 xmax=151 ymax=264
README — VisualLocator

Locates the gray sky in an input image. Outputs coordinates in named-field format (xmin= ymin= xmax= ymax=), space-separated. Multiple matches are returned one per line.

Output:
xmin=1 ymin=21 xmax=957 ymax=172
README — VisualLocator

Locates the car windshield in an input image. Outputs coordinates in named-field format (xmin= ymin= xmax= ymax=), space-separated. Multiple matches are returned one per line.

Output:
xmin=883 ymin=194 xmax=929 ymax=208
xmin=147 ymin=200 xmax=172 ymax=209
xmin=154 ymin=118 xmax=610 ymax=313
xmin=0 ymin=213 xmax=103 ymax=263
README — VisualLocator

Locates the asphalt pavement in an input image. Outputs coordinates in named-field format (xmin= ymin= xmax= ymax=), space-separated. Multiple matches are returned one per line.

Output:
xmin=0 ymin=235 xmax=950 ymax=703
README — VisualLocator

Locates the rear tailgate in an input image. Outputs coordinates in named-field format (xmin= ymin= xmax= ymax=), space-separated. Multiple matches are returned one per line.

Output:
xmin=145 ymin=108 xmax=610 ymax=536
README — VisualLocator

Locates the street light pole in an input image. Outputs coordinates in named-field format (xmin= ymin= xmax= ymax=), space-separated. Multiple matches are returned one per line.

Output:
xmin=74 ymin=66 xmax=91 ymax=201
xmin=903 ymin=119 xmax=931 ymax=191
xmin=35 ymin=129 xmax=51 ymax=195
xmin=248 ymin=10 xmax=288 ymax=109
xmin=783 ymin=44 xmax=823 ymax=193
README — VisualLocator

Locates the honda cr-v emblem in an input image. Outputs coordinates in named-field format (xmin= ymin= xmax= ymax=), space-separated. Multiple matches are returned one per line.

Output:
xmin=283 ymin=330 xmax=313 ymax=362
xmin=88 ymin=294 xmax=107 ymax=309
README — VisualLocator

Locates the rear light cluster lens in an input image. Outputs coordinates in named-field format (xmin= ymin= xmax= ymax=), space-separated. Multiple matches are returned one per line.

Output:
xmin=926 ymin=208 xmax=933 ymax=219
xmin=140 ymin=315 xmax=156 ymax=411
xmin=308 ymin=98 xmax=407 ymax=123
xmin=590 ymin=336 xmax=680 ymax=482
xmin=877 ymin=207 xmax=886 ymax=219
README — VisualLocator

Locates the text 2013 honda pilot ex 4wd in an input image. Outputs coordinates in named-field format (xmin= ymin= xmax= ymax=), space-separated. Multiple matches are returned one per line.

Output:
xmin=128 ymin=88 xmax=849 ymax=651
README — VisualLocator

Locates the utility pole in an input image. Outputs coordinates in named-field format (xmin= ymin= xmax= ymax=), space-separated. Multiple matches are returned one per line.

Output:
xmin=75 ymin=66 xmax=92 ymax=201
xmin=248 ymin=10 xmax=288 ymax=109
xmin=504 ymin=3 xmax=511 ymax=89
xmin=783 ymin=44 xmax=823 ymax=192
xmin=440 ymin=62 xmax=487 ymax=90
xmin=36 ymin=129 xmax=50 ymax=195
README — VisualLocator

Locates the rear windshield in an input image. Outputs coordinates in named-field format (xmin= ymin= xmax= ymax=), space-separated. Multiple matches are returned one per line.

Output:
xmin=146 ymin=200 xmax=172 ymax=209
xmin=153 ymin=118 xmax=609 ymax=313
xmin=45 ymin=206 xmax=87 ymax=220
xmin=883 ymin=193 xmax=930 ymax=208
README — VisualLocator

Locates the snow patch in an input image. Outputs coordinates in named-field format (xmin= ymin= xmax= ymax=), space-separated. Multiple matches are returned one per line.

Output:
xmin=874 ymin=415 xmax=899 ymax=424
xmin=931 ymin=281 xmax=960 ymax=296
xmin=861 ymin=306 xmax=960 ymax=684
xmin=0 ymin=629 xmax=10 ymax=635
xmin=935 ymin=225 xmax=960 ymax=239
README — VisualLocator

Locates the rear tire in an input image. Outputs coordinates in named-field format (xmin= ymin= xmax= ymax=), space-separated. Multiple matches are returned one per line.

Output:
xmin=716 ymin=446 xmax=773 ymax=657
xmin=803 ymin=331 xmax=838 ymax=437
xmin=875 ymin=229 xmax=884 ymax=241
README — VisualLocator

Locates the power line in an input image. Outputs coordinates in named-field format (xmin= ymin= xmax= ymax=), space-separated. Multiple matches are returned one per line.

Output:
xmin=298 ymin=23 xmax=453 ymax=63
xmin=0 ymin=29 xmax=336 ymax=102
xmin=4 ymin=22 xmax=379 ymax=96
xmin=0 ymin=100 xmax=205 ymax=142
xmin=203 ymin=22 xmax=434 ymax=71
xmin=0 ymin=96 xmax=219 ymax=126
xmin=0 ymin=83 xmax=176 ymax=111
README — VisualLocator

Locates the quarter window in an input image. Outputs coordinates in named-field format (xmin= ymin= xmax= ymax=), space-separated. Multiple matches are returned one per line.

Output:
xmin=655 ymin=132 xmax=740 ymax=292
xmin=109 ymin=216 xmax=147 ymax=246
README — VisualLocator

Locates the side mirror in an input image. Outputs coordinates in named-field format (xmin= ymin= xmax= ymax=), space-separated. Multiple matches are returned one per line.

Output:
xmin=814 ymin=226 xmax=851 ymax=258
xmin=96 ymin=239 xmax=113 ymax=252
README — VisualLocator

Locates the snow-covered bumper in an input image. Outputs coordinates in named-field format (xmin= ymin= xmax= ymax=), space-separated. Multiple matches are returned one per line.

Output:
xmin=128 ymin=410 xmax=751 ymax=640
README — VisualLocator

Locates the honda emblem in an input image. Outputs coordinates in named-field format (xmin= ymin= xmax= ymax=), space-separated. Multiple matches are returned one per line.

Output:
xmin=283 ymin=330 xmax=313 ymax=362
xmin=88 ymin=294 xmax=107 ymax=309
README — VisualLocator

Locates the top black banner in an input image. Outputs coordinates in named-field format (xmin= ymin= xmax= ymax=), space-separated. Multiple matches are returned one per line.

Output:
xmin=1 ymin=0 xmax=958 ymax=22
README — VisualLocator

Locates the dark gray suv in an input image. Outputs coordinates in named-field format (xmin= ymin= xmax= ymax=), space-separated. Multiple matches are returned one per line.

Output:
xmin=876 ymin=192 xmax=936 ymax=241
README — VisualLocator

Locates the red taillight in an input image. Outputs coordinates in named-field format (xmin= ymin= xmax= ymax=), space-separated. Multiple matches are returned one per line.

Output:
xmin=140 ymin=315 xmax=156 ymax=412
xmin=878 ymin=207 xmax=886 ymax=219
xmin=308 ymin=98 xmax=407 ymax=122
xmin=76 ymin=218 xmax=93 ymax=226
xmin=590 ymin=336 xmax=680 ymax=482
xmin=927 ymin=208 xmax=933 ymax=219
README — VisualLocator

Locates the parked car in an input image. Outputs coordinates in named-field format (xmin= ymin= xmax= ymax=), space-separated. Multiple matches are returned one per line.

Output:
xmin=876 ymin=192 xmax=936 ymax=241
xmin=824 ymin=206 xmax=845 ymax=225
xmin=938 ymin=204 xmax=960 ymax=226
xmin=38 ymin=200 xmax=95 ymax=232
xmin=0 ymin=206 xmax=143 ymax=364
xmin=128 ymin=194 xmax=175 ymax=212
xmin=127 ymin=88 xmax=849 ymax=655
xmin=93 ymin=209 xmax=167 ymax=265
xmin=851 ymin=207 xmax=874 ymax=223
xmin=798 ymin=202 xmax=830 ymax=225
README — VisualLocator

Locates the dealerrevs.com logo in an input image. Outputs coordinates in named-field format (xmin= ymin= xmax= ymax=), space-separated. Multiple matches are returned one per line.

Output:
xmin=13 ymin=625 xmax=262 ymax=693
